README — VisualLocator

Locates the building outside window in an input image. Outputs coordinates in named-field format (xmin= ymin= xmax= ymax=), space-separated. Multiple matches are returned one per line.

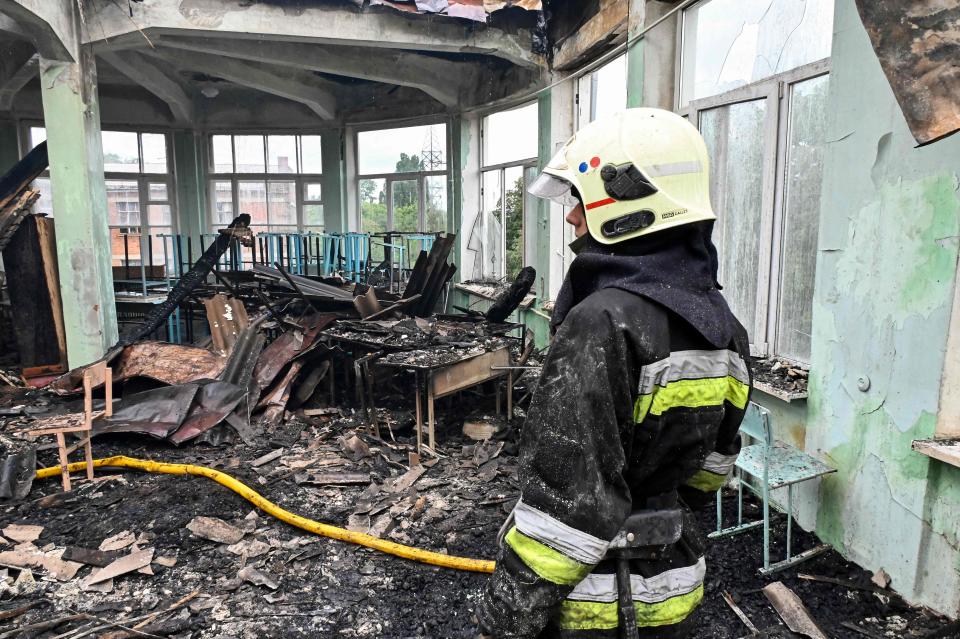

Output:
xmin=678 ymin=0 xmax=835 ymax=364
xmin=208 ymin=134 xmax=324 ymax=235
xmin=480 ymin=103 xmax=539 ymax=280
xmin=28 ymin=127 xmax=175 ymax=270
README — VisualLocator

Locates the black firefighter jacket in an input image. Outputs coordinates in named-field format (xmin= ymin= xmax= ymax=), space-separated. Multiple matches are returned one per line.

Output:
xmin=477 ymin=287 xmax=752 ymax=638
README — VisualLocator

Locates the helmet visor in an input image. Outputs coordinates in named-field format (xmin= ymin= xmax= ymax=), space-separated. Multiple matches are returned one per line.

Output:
xmin=527 ymin=172 xmax=580 ymax=207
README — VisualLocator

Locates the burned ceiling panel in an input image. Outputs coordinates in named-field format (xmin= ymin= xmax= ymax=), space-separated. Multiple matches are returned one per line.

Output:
xmin=855 ymin=0 xmax=960 ymax=146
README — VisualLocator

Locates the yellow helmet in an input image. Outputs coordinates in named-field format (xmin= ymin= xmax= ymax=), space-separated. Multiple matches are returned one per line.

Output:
xmin=528 ymin=108 xmax=715 ymax=245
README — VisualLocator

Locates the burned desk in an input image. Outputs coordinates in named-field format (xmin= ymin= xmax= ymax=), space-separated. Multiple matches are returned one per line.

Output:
xmin=320 ymin=317 xmax=522 ymax=453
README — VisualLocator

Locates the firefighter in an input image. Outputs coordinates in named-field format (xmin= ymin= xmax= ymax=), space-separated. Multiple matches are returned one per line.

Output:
xmin=475 ymin=108 xmax=752 ymax=639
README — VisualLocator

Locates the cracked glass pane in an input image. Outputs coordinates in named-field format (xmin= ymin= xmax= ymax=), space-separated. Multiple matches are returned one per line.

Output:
xmin=681 ymin=0 xmax=834 ymax=105
xmin=777 ymin=73 xmax=829 ymax=363
xmin=700 ymin=98 xmax=767 ymax=341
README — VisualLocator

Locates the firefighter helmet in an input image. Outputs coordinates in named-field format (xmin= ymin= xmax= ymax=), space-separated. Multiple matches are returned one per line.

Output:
xmin=528 ymin=108 xmax=715 ymax=245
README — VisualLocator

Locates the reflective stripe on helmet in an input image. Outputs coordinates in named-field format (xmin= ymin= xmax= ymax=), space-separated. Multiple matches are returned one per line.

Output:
xmin=504 ymin=527 xmax=594 ymax=586
xmin=513 ymin=501 xmax=609 ymax=565
xmin=557 ymin=585 xmax=704 ymax=630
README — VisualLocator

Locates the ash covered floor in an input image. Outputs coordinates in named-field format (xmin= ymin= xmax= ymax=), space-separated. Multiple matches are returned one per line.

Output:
xmin=0 ymin=400 xmax=954 ymax=638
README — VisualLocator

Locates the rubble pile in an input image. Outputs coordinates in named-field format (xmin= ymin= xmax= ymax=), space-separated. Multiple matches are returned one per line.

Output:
xmin=751 ymin=356 xmax=810 ymax=395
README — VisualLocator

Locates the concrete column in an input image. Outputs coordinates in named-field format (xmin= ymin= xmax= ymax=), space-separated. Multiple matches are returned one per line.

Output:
xmin=343 ymin=126 xmax=359 ymax=232
xmin=40 ymin=43 xmax=118 ymax=366
xmin=627 ymin=0 xmax=679 ymax=110
xmin=0 ymin=121 xmax=19 ymax=174
xmin=451 ymin=113 xmax=480 ymax=282
xmin=321 ymin=130 xmax=346 ymax=233
xmin=172 ymin=131 xmax=207 ymax=253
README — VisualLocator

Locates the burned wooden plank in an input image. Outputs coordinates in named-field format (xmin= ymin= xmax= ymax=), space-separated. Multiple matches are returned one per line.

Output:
xmin=855 ymin=1 xmax=960 ymax=145
xmin=0 ymin=141 xmax=47 ymax=210
xmin=762 ymin=581 xmax=828 ymax=639
xmin=2 ymin=214 xmax=67 ymax=370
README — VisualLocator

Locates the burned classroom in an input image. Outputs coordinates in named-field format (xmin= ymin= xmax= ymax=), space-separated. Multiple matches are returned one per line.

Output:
xmin=0 ymin=0 xmax=959 ymax=637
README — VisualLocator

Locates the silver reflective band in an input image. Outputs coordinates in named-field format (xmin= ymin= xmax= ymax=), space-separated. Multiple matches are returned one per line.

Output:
xmin=513 ymin=501 xmax=609 ymax=565
xmin=567 ymin=557 xmax=706 ymax=603
xmin=638 ymin=350 xmax=750 ymax=395
xmin=702 ymin=451 xmax=738 ymax=475
xmin=644 ymin=161 xmax=703 ymax=178
xmin=528 ymin=172 xmax=580 ymax=207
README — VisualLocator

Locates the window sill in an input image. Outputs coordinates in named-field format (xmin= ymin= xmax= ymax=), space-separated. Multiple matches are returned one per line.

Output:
xmin=753 ymin=380 xmax=808 ymax=403
xmin=912 ymin=439 xmax=960 ymax=469
xmin=454 ymin=283 xmax=536 ymax=310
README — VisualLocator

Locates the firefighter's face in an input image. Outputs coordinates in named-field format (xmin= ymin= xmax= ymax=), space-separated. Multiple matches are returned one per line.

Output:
xmin=565 ymin=202 xmax=588 ymax=238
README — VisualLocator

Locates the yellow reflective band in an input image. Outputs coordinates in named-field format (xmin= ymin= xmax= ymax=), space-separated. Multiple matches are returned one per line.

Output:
xmin=558 ymin=585 xmax=704 ymax=630
xmin=634 ymin=376 xmax=749 ymax=422
xmin=505 ymin=527 xmax=594 ymax=586
xmin=685 ymin=469 xmax=727 ymax=493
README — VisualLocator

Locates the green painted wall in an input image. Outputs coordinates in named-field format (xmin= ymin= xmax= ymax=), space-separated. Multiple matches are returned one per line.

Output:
xmin=321 ymin=131 xmax=346 ymax=233
xmin=40 ymin=51 xmax=118 ymax=366
xmin=805 ymin=0 xmax=960 ymax=616
xmin=0 ymin=123 xmax=19 ymax=174
xmin=172 ymin=131 xmax=207 ymax=251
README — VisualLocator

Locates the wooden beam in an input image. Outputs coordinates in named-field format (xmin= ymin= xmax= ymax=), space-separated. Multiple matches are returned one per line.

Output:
xmin=553 ymin=0 xmax=628 ymax=71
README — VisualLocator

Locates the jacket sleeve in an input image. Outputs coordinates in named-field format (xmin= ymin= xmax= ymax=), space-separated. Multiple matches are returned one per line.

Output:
xmin=477 ymin=301 xmax=635 ymax=638
xmin=678 ymin=336 xmax=753 ymax=510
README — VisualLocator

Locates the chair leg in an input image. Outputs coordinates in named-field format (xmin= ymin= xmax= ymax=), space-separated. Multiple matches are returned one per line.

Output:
xmin=716 ymin=490 xmax=722 ymax=534
xmin=56 ymin=432 xmax=71 ymax=492
xmin=762 ymin=482 xmax=770 ymax=572
xmin=737 ymin=469 xmax=744 ymax=525
xmin=787 ymin=484 xmax=793 ymax=561
xmin=84 ymin=436 xmax=95 ymax=481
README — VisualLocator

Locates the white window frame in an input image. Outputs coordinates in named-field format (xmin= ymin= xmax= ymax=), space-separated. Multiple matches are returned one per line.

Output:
xmin=479 ymin=104 xmax=538 ymax=280
xmin=353 ymin=121 xmax=449 ymax=234
xmin=207 ymin=133 xmax=324 ymax=234
xmin=677 ymin=58 xmax=830 ymax=363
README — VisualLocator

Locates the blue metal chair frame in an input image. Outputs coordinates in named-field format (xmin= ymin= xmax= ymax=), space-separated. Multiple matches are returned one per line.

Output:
xmin=711 ymin=401 xmax=836 ymax=574
xmin=342 ymin=232 xmax=370 ymax=283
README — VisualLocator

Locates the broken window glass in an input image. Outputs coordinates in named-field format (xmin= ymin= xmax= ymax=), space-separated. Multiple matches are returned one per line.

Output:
xmin=102 ymin=131 xmax=140 ymax=173
xmin=680 ymin=0 xmax=834 ymax=106
xmin=700 ymin=98 xmax=767 ymax=339
xmin=777 ymin=73 xmax=829 ymax=363
xmin=483 ymin=103 xmax=538 ymax=167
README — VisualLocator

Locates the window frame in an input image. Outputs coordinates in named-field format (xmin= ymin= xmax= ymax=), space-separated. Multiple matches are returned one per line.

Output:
xmin=207 ymin=133 xmax=324 ymax=234
xmin=20 ymin=124 xmax=177 ymax=267
xmin=353 ymin=121 xmax=449 ymax=235
xmin=677 ymin=58 xmax=831 ymax=363
xmin=479 ymin=103 xmax=539 ymax=280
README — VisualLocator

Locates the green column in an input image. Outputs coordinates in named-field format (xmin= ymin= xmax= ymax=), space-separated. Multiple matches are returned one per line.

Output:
xmin=0 ymin=122 xmax=19 ymax=174
xmin=627 ymin=0 xmax=679 ymax=110
xmin=321 ymin=130 xmax=346 ymax=233
xmin=536 ymin=92 xmax=553 ymax=299
xmin=40 ymin=47 xmax=118 ymax=367
xmin=172 ymin=131 xmax=207 ymax=253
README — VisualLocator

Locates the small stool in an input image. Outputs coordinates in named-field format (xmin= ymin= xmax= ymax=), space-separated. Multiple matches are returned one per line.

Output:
xmin=28 ymin=362 xmax=112 ymax=491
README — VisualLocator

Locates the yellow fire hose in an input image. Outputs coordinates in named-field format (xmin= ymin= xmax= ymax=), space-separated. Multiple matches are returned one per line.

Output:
xmin=36 ymin=456 xmax=496 ymax=574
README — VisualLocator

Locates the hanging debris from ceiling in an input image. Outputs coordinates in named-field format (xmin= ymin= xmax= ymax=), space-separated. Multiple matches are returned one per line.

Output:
xmin=368 ymin=0 xmax=542 ymax=23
